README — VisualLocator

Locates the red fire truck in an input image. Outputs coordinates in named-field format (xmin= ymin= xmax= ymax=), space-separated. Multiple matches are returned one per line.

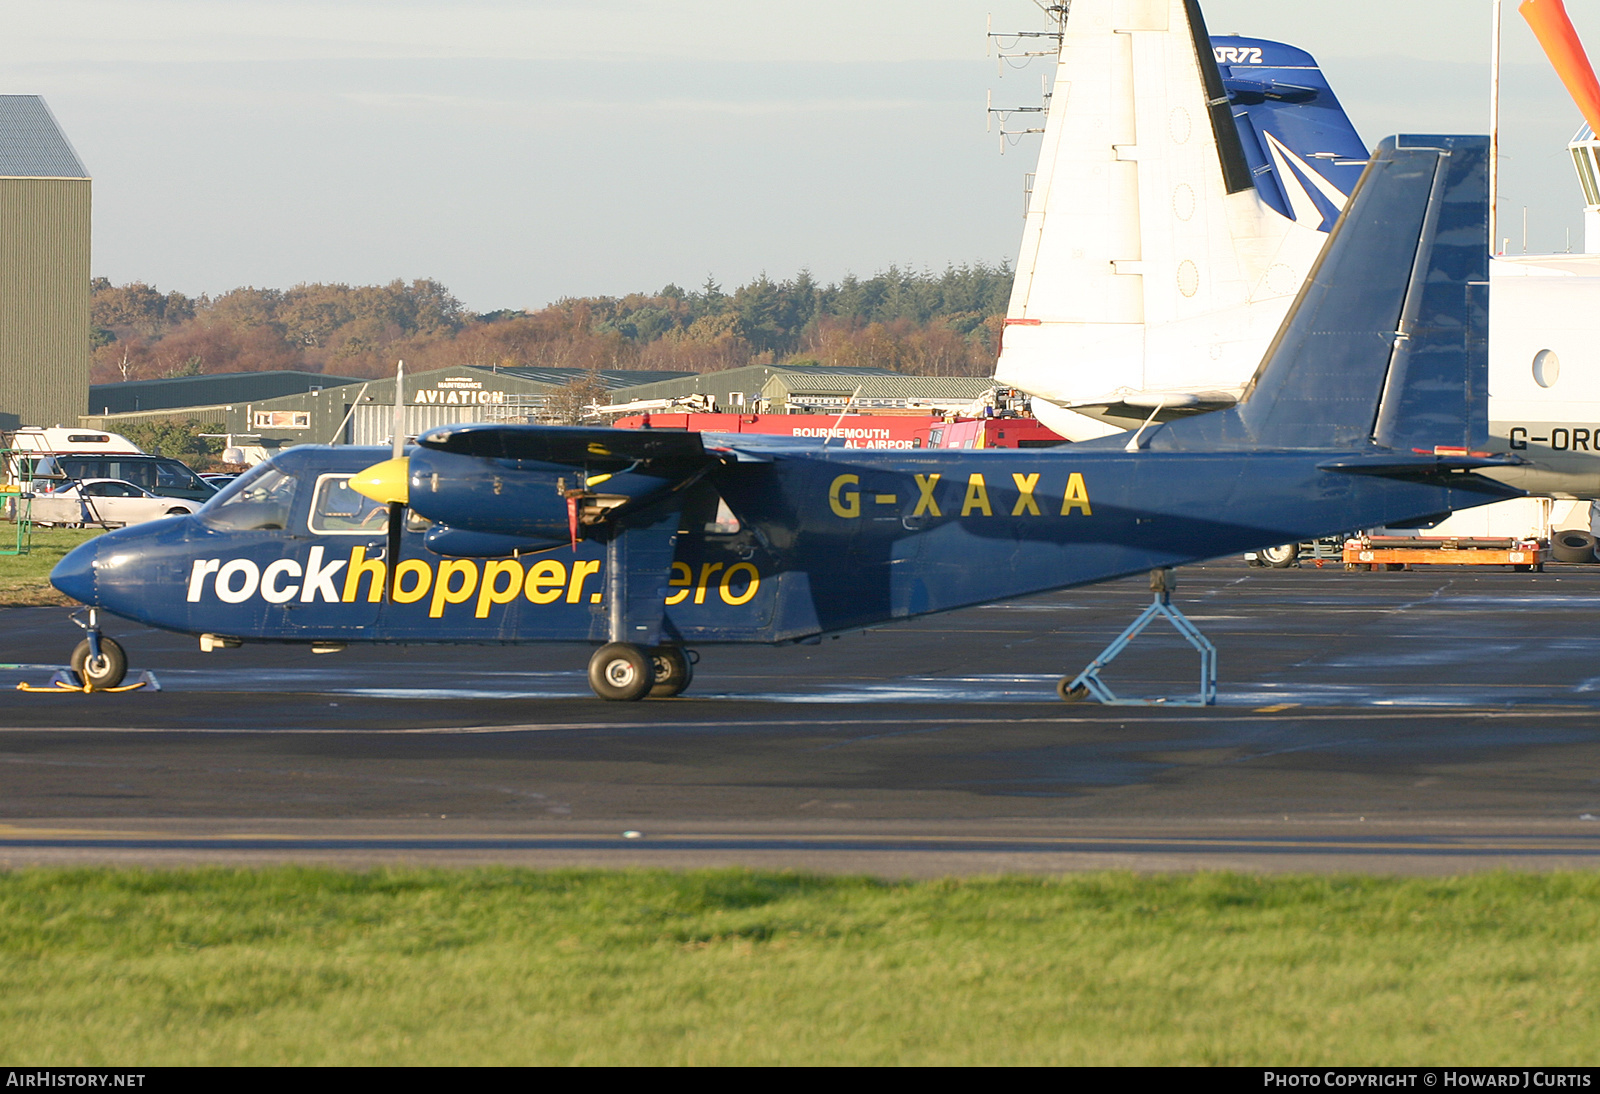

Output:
xmin=610 ymin=412 xmax=1066 ymax=450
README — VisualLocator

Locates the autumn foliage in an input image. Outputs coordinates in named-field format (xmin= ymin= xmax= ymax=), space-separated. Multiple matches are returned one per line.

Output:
xmin=89 ymin=266 xmax=1013 ymax=385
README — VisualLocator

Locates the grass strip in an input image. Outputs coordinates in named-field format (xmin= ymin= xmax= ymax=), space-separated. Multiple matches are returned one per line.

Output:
xmin=1 ymin=868 xmax=1597 ymax=1065
xmin=0 ymin=526 xmax=102 ymax=605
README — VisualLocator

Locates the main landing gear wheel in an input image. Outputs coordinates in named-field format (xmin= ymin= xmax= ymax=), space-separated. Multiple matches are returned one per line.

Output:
xmin=1259 ymin=543 xmax=1299 ymax=568
xmin=588 ymin=642 xmax=654 ymax=702
xmin=70 ymin=637 xmax=127 ymax=691
xmin=648 ymin=646 xmax=695 ymax=698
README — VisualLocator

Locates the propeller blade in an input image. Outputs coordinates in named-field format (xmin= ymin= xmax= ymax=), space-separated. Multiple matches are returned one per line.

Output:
xmin=385 ymin=500 xmax=404 ymax=601
xmin=392 ymin=358 xmax=406 ymax=460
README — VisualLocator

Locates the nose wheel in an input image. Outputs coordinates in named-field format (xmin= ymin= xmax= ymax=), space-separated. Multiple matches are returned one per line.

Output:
xmin=66 ymin=607 xmax=129 ymax=691
xmin=71 ymin=636 xmax=127 ymax=690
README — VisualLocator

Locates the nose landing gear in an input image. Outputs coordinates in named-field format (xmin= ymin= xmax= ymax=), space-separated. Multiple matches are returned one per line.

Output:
xmin=17 ymin=607 xmax=154 ymax=694
xmin=69 ymin=607 xmax=128 ymax=690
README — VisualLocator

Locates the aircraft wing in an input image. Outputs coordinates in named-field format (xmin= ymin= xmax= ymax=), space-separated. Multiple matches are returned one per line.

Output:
xmin=417 ymin=422 xmax=709 ymax=467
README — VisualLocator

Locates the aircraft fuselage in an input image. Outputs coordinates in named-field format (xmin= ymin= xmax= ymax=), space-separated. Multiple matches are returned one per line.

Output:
xmin=54 ymin=442 xmax=1511 ymax=649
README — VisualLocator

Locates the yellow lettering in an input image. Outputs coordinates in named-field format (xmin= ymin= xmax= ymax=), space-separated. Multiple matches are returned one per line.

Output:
xmin=430 ymin=559 xmax=479 ymax=618
xmin=961 ymin=473 xmax=992 ymax=517
xmin=1011 ymin=472 xmax=1041 ymax=516
xmin=913 ymin=474 xmax=942 ymax=517
xmin=829 ymin=474 xmax=861 ymax=518
xmin=1061 ymin=472 xmax=1092 ymax=516
xmin=567 ymin=559 xmax=601 ymax=603
xmin=342 ymin=546 xmax=386 ymax=603
xmin=392 ymin=559 xmax=432 ymax=604
xmin=475 ymin=560 xmax=525 ymax=618
xmin=665 ymin=561 xmax=693 ymax=606
xmin=524 ymin=559 xmax=568 ymax=605
xmin=719 ymin=562 xmax=760 ymax=605
xmin=694 ymin=562 xmax=724 ymax=605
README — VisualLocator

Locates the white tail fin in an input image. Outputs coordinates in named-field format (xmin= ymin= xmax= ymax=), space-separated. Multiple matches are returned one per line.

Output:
xmin=995 ymin=0 xmax=1365 ymax=439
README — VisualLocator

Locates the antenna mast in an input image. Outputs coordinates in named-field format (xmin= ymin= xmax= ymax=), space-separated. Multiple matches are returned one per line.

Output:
xmin=1491 ymin=0 xmax=1502 ymax=253
xmin=985 ymin=3 xmax=1070 ymax=153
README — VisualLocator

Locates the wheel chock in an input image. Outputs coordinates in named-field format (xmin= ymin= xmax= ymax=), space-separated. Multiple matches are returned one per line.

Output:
xmin=16 ymin=669 xmax=161 ymax=695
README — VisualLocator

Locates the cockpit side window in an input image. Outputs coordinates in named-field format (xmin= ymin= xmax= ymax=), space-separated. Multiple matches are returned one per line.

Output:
xmin=200 ymin=466 xmax=297 ymax=531
xmin=308 ymin=474 xmax=390 ymax=534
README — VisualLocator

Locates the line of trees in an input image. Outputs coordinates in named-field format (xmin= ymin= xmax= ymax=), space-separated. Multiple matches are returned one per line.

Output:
xmin=89 ymin=264 xmax=1015 ymax=385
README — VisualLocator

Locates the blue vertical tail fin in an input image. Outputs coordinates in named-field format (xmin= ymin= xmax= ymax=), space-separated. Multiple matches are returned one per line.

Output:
xmin=1139 ymin=135 xmax=1492 ymax=455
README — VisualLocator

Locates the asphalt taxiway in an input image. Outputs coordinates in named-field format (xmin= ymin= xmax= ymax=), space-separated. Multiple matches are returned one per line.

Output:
xmin=3 ymin=561 xmax=1600 ymax=874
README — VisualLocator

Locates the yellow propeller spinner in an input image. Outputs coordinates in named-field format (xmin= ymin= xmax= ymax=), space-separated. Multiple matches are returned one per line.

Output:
xmin=349 ymin=457 xmax=410 ymax=506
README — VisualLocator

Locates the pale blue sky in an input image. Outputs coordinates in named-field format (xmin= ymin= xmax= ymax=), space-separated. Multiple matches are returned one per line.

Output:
xmin=0 ymin=1 xmax=1592 ymax=311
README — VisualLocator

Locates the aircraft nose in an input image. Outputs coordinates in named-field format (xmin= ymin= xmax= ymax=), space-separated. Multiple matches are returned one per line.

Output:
xmin=50 ymin=537 xmax=99 ymax=605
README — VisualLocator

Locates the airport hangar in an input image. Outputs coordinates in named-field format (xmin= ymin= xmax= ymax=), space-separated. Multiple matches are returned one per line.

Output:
xmin=80 ymin=366 xmax=695 ymax=455
xmin=0 ymin=95 xmax=90 ymax=433
xmin=79 ymin=363 xmax=996 ymax=456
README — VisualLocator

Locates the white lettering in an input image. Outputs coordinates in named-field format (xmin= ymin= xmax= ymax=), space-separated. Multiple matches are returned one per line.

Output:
xmin=186 ymin=558 xmax=221 ymax=602
xmin=260 ymin=559 xmax=303 ymax=604
xmin=214 ymin=559 xmax=261 ymax=603
xmin=300 ymin=546 xmax=348 ymax=603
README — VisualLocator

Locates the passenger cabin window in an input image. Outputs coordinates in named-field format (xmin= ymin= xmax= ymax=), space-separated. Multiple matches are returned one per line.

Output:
xmin=706 ymin=497 xmax=740 ymax=535
xmin=201 ymin=467 xmax=298 ymax=531
xmin=309 ymin=475 xmax=389 ymax=534
xmin=678 ymin=484 xmax=741 ymax=537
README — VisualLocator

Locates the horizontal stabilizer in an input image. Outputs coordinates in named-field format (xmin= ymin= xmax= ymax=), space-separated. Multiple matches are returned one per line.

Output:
xmin=1069 ymin=389 xmax=1240 ymax=428
xmin=1316 ymin=452 xmax=1523 ymax=477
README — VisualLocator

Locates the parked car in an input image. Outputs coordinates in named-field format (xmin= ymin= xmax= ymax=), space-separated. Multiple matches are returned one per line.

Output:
xmin=31 ymin=479 xmax=199 ymax=527
xmin=39 ymin=454 xmax=217 ymax=502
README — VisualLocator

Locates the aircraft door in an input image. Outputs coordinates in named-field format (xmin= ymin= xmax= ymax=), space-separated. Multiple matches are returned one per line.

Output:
xmin=290 ymin=472 xmax=386 ymax=634
xmin=668 ymin=482 xmax=776 ymax=635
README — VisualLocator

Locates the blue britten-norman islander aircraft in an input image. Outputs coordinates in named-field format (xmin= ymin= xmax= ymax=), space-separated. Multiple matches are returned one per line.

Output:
xmin=49 ymin=136 xmax=1521 ymax=701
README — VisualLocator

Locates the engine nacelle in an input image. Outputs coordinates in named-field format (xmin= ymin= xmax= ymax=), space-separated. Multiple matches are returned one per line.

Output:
xmin=421 ymin=525 xmax=566 ymax=558
xmin=404 ymin=448 xmax=678 ymax=538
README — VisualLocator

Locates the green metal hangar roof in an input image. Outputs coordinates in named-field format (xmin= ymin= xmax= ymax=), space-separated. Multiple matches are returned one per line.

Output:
xmin=0 ymin=96 xmax=90 ymax=432
xmin=88 ymin=371 xmax=361 ymax=417
xmin=219 ymin=365 xmax=692 ymax=448
xmin=608 ymin=363 xmax=900 ymax=412
xmin=760 ymin=372 xmax=994 ymax=413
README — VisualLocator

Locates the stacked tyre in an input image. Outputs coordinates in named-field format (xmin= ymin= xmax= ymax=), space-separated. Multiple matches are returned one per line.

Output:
xmin=1551 ymin=531 xmax=1598 ymax=564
